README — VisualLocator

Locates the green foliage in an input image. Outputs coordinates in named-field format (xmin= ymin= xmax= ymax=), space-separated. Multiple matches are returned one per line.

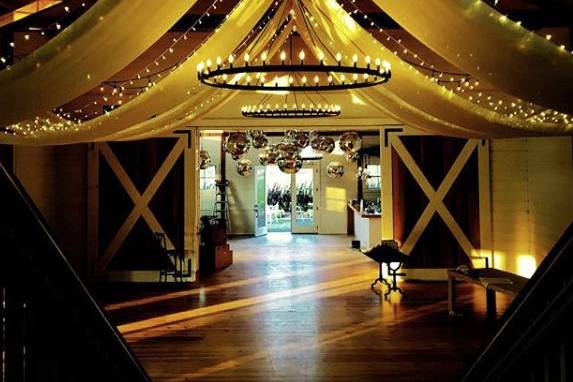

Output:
xmin=267 ymin=182 xmax=313 ymax=212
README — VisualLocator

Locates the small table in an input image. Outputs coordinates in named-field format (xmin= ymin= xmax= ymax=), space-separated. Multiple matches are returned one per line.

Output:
xmin=362 ymin=242 xmax=409 ymax=298
xmin=448 ymin=268 xmax=528 ymax=320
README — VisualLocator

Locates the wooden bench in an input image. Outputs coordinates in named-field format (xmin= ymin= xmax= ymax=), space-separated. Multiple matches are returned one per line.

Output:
xmin=448 ymin=267 xmax=529 ymax=320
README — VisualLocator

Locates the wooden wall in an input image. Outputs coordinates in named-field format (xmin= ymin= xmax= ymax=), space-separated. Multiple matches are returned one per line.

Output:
xmin=490 ymin=136 xmax=573 ymax=277
xmin=13 ymin=144 xmax=89 ymax=277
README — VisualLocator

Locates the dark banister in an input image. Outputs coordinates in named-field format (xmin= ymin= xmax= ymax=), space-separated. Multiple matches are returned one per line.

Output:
xmin=460 ymin=222 xmax=573 ymax=381
xmin=0 ymin=162 xmax=151 ymax=381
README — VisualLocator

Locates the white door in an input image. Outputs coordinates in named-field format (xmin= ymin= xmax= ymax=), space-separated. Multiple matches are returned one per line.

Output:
xmin=291 ymin=161 xmax=320 ymax=233
xmin=254 ymin=166 xmax=268 ymax=236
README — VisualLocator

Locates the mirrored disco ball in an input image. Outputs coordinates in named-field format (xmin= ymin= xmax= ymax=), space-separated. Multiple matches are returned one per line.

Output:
xmin=231 ymin=154 xmax=243 ymax=161
xmin=265 ymin=145 xmax=280 ymax=164
xmin=338 ymin=131 xmax=362 ymax=153
xmin=310 ymin=136 xmax=322 ymax=151
xmin=225 ymin=132 xmax=251 ymax=157
xmin=276 ymin=142 xmax=300 ymax=160
xmin=291 ymin=131 xmax=310 ymax=148
xmin=199 ymin=150 xmax=212 ymax=170
xmin=327 ymin=161 xmax=345 ymax=178
xmin=236 ymin=158 xmax=253 ymax=176
xmin=249 ymin=130 xmax=269 ymax=149
xmin=344 ymin=151 xmax=360 ymax=163
xmin=318 ymin=136 xmax=335 ymax=153
xmin=259 ymin=152 xmax=269 ymax=166
xmin=310 ymin=136 xmax=335 ymax=153
xmin=277 ymin=155 xmax=302 ymax=174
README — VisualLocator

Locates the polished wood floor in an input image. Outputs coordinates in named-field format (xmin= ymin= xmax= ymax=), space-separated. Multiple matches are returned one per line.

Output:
xmin=94 ymin=234 xmax=512 ymax=382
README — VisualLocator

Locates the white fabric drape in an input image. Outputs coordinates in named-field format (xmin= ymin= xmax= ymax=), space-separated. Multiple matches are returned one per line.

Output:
xmin=0 ymin=0 xmax=196 ymax=126
xmin=300 ymin=0 xmax=571 ymax=138
xmin=19 ymin=0 xmax=275 ymax=145
xmin=373 ymin=0 xmax=573 ymax=114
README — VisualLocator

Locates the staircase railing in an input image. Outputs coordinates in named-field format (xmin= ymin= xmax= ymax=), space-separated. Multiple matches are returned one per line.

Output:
xmin=460 ymin=222 xmax=573 ymax=381
xmin=0 ymin=163 xmax=151 ymax=381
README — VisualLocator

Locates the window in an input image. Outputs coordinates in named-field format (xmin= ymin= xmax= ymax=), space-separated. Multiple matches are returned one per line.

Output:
xmin=366 ymin=164 xmax=381 ymax=189
xmin=200 ymin=166 xmax=217 ymax=190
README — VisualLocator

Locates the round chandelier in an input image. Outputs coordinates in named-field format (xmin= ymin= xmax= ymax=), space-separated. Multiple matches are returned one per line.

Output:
xmin=198 ymin=52 xmax=391 ymax=92
xmin=197 ymin=0 xmax=391 ymax=94
xmin=241 ymin=103 xmax=341 ymax=118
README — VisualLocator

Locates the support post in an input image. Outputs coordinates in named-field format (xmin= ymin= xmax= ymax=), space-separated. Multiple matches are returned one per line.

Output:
xmin=478 ymin=139 xmax=493 ymax=267
xmin=184 ymin=130 xmax=200 ymax=280
xmin=380 ymin=129 xmax=394 ymax=241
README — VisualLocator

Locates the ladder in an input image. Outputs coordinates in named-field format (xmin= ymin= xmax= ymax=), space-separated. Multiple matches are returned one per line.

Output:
xmin=212 ymin=180 xmax=231 ymax=233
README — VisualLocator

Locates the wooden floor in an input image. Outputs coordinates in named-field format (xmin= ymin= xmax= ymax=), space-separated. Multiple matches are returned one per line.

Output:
xmin=94 ymin=234 xmax=512 ymax=382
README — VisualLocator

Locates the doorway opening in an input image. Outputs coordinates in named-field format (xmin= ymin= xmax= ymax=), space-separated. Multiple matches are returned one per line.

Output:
xmin=264 ymin=161 xmax=320 ymax=234
xmin=265 ymin=165 xmax=292 ymax=232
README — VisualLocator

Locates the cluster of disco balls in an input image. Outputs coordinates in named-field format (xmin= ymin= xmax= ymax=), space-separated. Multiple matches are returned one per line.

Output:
xmin=218 ymin=130 xmax=363 ymax=177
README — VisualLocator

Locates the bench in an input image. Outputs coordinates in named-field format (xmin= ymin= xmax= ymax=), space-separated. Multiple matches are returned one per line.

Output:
xmin=448 ymin=267 xmax=529 ymax=320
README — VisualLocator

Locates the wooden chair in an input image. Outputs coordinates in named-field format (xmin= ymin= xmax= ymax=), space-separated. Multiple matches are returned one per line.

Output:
xmin=155 ymin=232 xmax=191 ymax=282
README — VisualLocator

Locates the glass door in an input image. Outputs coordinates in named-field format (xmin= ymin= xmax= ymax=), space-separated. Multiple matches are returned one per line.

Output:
xmin=291 ymin=161 xmax=319 ymax=233
xmin=254 ymin=166 xmax=267 ymax=236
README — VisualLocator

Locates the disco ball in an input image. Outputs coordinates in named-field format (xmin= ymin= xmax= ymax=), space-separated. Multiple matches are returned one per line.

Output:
xmin=310 ymin=136 xmax=335 ymax=153
xmin=344 ymin=151 xmax=360 ymax=163
xmin=264 ymin=145 xmax=280 ymax=164
xmin=318 ymin=136 xmax=335 ymax=153
xmin=236 ymin=158 xmax=253 ymax=176
xmin=199 ymin=150 xmax=212 ymax=170
xmin=249 ymin=130 xmax=268 ymax=149
xmin=277 ymin=155 xmax=302 ymax=174
xmin=338 ymin=131 xmax=362 ymax=153
xmin=231 ymin=154 xmax=242 ymax=161
xmin=259 ymin=152 xmax=271 ymax=166
xmin=276 ymin=142 xmax=300 ymax=160
xmin=310 ymin=136 xmax=322 ymax=151
xmin=225 ymin=132 xmax=251 ymax=157
xmin=291 ymin=131 xmax=310 ymax=148
xmin=327 ymin=161 xmax=345 ymax=178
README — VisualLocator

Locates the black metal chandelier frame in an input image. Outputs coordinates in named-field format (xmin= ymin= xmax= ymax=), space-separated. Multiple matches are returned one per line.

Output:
xmin=198 ymin=63 xmax=391 ymax=92
xmin=241 ymin=106 xmax=341 ymax=118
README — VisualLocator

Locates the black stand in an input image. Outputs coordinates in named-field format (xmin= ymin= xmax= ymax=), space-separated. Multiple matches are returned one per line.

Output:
xmin=371 ymin=261 xmax=406 ymax=298
xmin=363 ymin=241 xmax=408 ymax=299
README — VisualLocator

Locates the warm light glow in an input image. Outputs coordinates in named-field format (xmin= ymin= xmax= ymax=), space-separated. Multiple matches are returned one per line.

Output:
xmin=325 ymin=187 xmax=347 ymax=212
xmin=0 ymin=1 xmax=61 ymax=28
xmin=516 ymin=255 xmax=536 ymax=278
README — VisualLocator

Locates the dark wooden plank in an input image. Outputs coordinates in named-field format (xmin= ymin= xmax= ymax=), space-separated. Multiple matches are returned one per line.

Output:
xmin=94 ymin=234 xmax=515 ymax=382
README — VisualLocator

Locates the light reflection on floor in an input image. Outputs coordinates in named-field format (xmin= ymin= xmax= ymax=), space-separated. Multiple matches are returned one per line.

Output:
xmin=109 ymin=234 xmax=506 ymax=382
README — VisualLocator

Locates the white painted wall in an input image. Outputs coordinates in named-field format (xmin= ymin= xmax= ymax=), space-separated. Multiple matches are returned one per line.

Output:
xmin=205 ymin=134 xmax=360 ymax=235
xmin=490 ymin=136 xmax=573 ymax=277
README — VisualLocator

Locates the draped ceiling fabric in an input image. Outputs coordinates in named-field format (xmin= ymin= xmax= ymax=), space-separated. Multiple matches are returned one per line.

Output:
xmin=106 ymin=5 xmax=296 ymax=142
xmin=3 ymin=0 xmax=276 ymax=146
xmin=300 ymin=0 xmax=572 ymax=138
xmin=374 ymin=0 xmax=573 ymax=115
xmin=2 ymin=0 xmax=573 ymax=145
xmin=0 ymin=0 xmax=196 ymax=126
xmin=290 ymin=2 xmax=482 ymax=139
